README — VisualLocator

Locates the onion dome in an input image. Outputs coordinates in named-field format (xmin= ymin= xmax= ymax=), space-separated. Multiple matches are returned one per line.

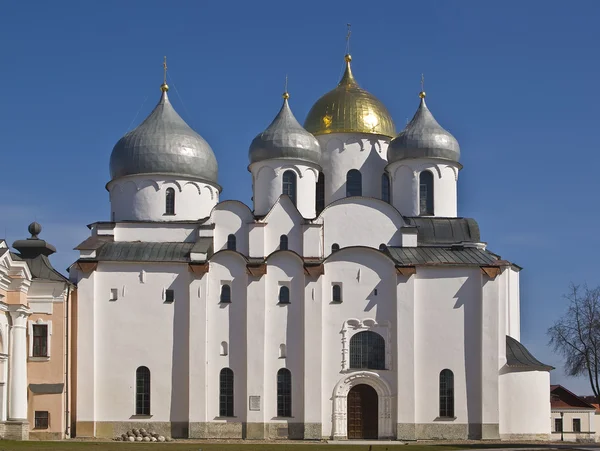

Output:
xmin=249 ymin=92 xmax=321 ymax=166
xmin=109 ymin=84 xmax=218 ymax=184
xmin=388 ymin=92 xmax=460 ymax=164
xmin=304 ymin=54 xmax=395 ymax=138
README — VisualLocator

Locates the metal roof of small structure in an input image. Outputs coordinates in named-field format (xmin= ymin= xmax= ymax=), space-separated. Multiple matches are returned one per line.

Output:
xmin=506 ymin=335 xmax=554 ymax=372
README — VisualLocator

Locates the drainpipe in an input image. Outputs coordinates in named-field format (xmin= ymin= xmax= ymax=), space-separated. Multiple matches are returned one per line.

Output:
xmin=64 ymin=283 xmax=71 ymax=438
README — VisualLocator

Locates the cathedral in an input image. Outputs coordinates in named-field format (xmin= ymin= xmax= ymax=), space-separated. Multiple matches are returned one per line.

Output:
xmin=70 ymin=53 xmax=552 ymax=441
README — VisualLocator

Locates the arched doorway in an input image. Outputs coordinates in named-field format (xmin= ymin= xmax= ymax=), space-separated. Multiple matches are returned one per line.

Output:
xmin=347 ymin=384 xmax=378 ymax=439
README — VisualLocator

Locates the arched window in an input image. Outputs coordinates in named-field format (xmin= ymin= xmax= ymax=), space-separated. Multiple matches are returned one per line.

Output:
xmin=349 ymin=331 xmax=385 ymax=370
xmin=346 ymin=170 xmax=362 ymax=197
xmin=280 ymin=235 xmax=288 ymax=251
xmin=331 ymin=243 xmax=340 ymax=253
xmin=282 ymin=171 xmax=297 ymax=206
xmin=220 ymin=285 xmax=231 ymax=303
xmin=165 ymin=188 xmax=175 ymax=215
xmin=135 ymin=366 xmax=151 ymax=415
xmin=227 ymin=234 xmax=236 ymax=251
xmin=419 ymin=170 xmax=434 ymax=215
xmin=381 ymin=173 xmax=390 ymax=203
xmin=439 ymin=369 xmax=454 ymax=418
xmin=332 ymin=284 xmax=342 ymax=303
xmin=220 ymin=341 xmax=228 ymax=356
xmin=316 ymin=172 xmax=325 ymax=215
xmin=279 ymin=344 xmax=287 ymax=358
xmin=278 ymin=286 xmax=290 ymax=304
xmin=219 ymin=368 xmax=234 ymax=417
xmin=277 ymin=368 xmax=292 ymax=417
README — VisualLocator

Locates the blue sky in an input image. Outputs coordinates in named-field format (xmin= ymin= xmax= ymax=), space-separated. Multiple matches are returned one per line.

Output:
xmin=2 ymin=1 xmax=599 ymax=393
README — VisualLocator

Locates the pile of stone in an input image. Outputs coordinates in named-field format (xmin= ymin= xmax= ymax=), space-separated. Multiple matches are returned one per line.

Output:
xmin=113 ymin=428 xmax=173 ymax=442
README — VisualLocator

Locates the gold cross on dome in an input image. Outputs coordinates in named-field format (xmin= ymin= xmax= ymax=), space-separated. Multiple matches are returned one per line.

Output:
xmin=163 ymin=56 xmax=168 ymax=84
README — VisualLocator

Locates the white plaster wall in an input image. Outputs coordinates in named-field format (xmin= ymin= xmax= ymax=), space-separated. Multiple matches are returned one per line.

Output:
xmin=114 ymin=223 xmax=197 ymax=243
xmin=320 ymin=249 xmax=397 ymax=437
xmin=263 ymin=199 xmax=303 ymax=256
xmin=263 ymin=253 xmax=305 ymax=422
xmin=205 ymin=253 xmax=248 ymax=423
xmin=507 ymin=268 xmax=521 ymax=341
xmin=92 ymin=262 xmax=190 ymax=422
xmin=320 ymin=198 xmax=405 ymax=252
xmin=108 ymin=175 xmax=219 ymax=222
xmin=212 ymin=201 xmax=253 ymax=255
xmin=499 ymin=370 xmax=550 ymax=437
xmin=316 ymin=133 xmax=390 ymax=205
xmin=414 ymin=267 xmax=482 ymax=425
xmin=387 ymin=159 xmax=459 ymax=217
xmin=250 ymin=160 xmax=319 ymax=218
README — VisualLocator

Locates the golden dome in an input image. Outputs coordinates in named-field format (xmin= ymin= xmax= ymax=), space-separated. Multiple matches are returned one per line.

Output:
xmin=304 ymin=54 xmax=395 ymax=138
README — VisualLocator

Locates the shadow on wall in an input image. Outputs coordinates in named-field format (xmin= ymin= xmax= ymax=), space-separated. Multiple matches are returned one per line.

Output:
xmin=169 ymin=271 xmax=190 ymax=438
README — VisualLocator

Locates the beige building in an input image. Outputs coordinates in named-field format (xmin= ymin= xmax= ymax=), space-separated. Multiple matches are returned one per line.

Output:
xmin=550 ymin=385 xmax=596 ymax=442
xmin=11 ymin=223 xmax=74 ymax=439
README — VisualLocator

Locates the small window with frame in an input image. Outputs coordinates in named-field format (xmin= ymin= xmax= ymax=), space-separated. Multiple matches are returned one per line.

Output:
xmin=165 ymin=289 xmax=175 ymax=303
xmin=332 ymin=284 xmax=342 ymax=303
xmin=573 ymin=418 xmax=581 ymax=433
xmin=35 ymin=411 xmax=49 ymax=429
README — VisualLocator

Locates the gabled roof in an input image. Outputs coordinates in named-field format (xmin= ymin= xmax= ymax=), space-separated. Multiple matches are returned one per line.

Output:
xmin=551 ymin=385 xmax=596 ymax=410
xmin=506 ymin=335 xmax=553 ymax=372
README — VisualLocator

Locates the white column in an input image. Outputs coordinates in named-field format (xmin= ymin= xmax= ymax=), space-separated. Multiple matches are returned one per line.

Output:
xmin=303 ymin=277 xmax=322 ymax=439
xmin=9 ymin=306 xmax=30 ymax=421
xmin=481 ymin=273 xmax=500 ymax=439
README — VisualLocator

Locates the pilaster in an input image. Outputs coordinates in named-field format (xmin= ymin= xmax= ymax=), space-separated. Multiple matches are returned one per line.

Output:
xmin=481 ymin=272 xmax=500 ymax=439
xmin=8 ymin=305 xmax=31 ymax=422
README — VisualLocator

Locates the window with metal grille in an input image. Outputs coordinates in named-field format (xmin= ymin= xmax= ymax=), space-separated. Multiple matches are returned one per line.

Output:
xmin=227 ymin=234 xmax=236 ymax=251
xmin=346 ymin=170 xmax=362 ymax=197
xmin=220 ymin=285 xmax=231 ymax=303
xmin=136 ymin=366 xmax=151 ymax=415
xmin=165 ymin=188 xmax=175 ymax=215
xmin=280 ymin=235 xmax=288 ymax=251
xmin=419 ymin=171 xmax=434 ymax=215
xmin=555 ymin=418 xmax=563 ymax=432
xmin=219 ymin=368 xmax=234 ymax=417
xmin=439 ymin=369 xmax=454 ymax=418
xmin=32 ymin=324 xmax=48 ymax=357
xmin=331 ymin=243 xmax=339 ymax=253
xmin=381 ymin=173 xmax=390 ymax=203
xmin=277 ymin=368 xmax=292 ymax=417
xmin=278 ymin=286 xmax=290 ymax=304
xmin=34 ymin=411 xmax=49 ymax=429
xmin=573 ymin=418 xmax=581 ymax=432
xmin=316 ymin=172 xmax=325 ymax=214
xmin=349 ymin=331 xmax=385 ymax=370
xmin=282 ymin=171 xmax=297 ymax=206
xmin=165 ymin=289 xmax=174 ymax=303
xmin=332 ymin=284 xmax=342 ymax=303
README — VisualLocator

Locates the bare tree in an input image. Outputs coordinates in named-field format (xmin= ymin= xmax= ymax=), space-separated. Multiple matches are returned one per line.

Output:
xmin=548 ymin=284 xmax=600 ymax=402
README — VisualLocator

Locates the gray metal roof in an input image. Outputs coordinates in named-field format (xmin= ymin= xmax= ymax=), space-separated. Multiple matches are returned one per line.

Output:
xmin=405 ymin=217 xmax=480 ymax=245
xmin=89 ymin=238 xmax=213 ymax=263
xmin=110 ymin=91 xmax=218 ymax=184
xmin=388 ymin=96 xmax=460 ymax=164
xmin=20 ymin=255 xmax=68 ymax=282
xmin=29 ymin=383 xmax=64 ymax=394
xmin=387 ymin=246 xmax=498 ymax=266
xmin=506 ymin=335 xmax=554 ymax=371
xmin=249 ymin=96 xmax=322 ymax=166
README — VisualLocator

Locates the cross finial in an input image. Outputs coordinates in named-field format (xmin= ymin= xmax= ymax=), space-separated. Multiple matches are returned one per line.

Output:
xmin=345 ymin=23 xmax=352 ymax=55
xmin=283 ymin=74 xmax=289 ymax=99
xmin=419 ymin=73 xmax=426 ymax=99
xmin=161 ymin=56 xmax=169 ymax=93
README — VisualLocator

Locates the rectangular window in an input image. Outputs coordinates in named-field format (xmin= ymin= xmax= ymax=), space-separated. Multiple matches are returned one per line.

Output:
xmin=32 ymin=324 xmax=48 ymax=357
xmin=165 ymin=289 xmax=174 ymax=303
xmin=573 ymin=418 xmax=581 ymax=432
xmin=555 ymin=418 xmax=563 ymax=432
xmin=110 ymin=288 xmax=118 ymax=301
xmin=34 ymin=411 xmax=49 ymax=429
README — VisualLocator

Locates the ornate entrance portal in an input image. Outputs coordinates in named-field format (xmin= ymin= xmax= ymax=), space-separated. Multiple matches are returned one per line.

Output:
xmin=347 ymin=384 xmax=378 ymax=439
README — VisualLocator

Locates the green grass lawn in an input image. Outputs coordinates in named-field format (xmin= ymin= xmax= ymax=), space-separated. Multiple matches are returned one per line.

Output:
xmin=0 ymin=443 xmax=564 ymax=451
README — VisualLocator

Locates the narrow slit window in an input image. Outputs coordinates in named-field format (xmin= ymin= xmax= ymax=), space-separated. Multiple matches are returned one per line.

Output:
xmin=227 ymin=234 xmax=237 ymax=251
xmin=280 ymin=235 xmax=288 ymax=251
xmin=135 ymin=366 xmax=151 ymax=415
xmin=219 ymin=368 xmax=234 ymax=417
xmin=277 ymin=368 xmax=292 ymax=417
xmin=316 ymin=172 xmax=325 ymax=215
xmin=282 ymin=171 xmax=297 ymax=206
xmin=332 ymin=284 xmax=342 ymax=303
xmin=278 ymin=286 xmax=290 ymax=304
xmin=165 ymin=188 xmax=175 ymax=215
xmin=346 ymin=169 xmax=362 ymax=197
xmin=165 ymin=289 xmax=174 ymax=303
xmin=381 ymin=173 xmax=390 ymax=203
xmin=419 ymin=170 xmax=434 ymax=215
xmin=439 ymin=369 xmax=454 ymax=418
xmin=331 ymin=243 xmax=340 ymax=253
xmin=220 ymin=285 xmax=231 ymax=303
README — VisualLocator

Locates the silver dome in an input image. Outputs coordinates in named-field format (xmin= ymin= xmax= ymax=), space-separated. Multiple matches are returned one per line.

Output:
xmin=110 ymin=90 xmax=218 ymax=184
xmin=388 ymin=95 xmax=460 ymax=164
xmin=249 ymin=95 xmax=321 ymax=166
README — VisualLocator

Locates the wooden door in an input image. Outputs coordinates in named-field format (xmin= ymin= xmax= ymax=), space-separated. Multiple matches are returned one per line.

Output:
xmin=347 ymin=384 xmax=378 ymax=439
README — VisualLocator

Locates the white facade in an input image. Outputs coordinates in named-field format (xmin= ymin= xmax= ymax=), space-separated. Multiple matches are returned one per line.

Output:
xmin=71 ymin=61 xmax=552 ymax=441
